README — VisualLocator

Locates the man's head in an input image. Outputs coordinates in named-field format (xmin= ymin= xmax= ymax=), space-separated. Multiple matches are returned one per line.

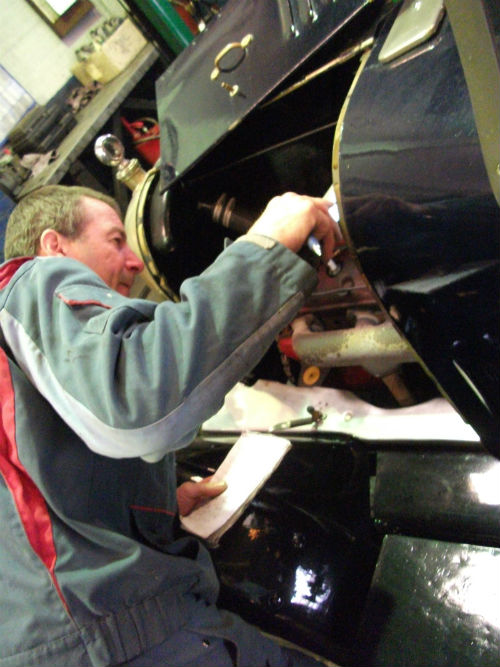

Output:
xmin=4 ymin=184 xmax=144 ymax=296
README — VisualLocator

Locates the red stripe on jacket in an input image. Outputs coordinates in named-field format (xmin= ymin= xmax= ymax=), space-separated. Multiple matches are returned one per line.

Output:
xmin=0 ymin=348 xmax=72 ymax=617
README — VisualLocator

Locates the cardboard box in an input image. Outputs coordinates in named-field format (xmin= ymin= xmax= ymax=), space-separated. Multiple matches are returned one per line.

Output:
xmin=72 ymin=19 xmax=148 ymax=86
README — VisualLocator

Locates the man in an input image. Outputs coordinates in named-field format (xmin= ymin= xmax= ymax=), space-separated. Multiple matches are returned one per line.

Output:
xmin=0 ymin=184 xmax=334 ymax=667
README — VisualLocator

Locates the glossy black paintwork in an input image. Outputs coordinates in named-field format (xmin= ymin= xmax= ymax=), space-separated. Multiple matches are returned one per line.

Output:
xmin=357 ymin=535 xmax=500 ymax=667
xmin=373 ymin=451 xmax=500 ymax=546
xmin=155 ymin=0 xmax=374 ymax=187
xmin=177 ymin=439 xmax=500 ymax=664
xmin=177 ymin=439 xmax=378 ymax=662
xmin=338 ymin=6 xmax=500 ymax=453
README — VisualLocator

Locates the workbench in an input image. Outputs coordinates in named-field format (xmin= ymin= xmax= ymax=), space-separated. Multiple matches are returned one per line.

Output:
xmin=15 ymin=43 xmax=159 ymax=201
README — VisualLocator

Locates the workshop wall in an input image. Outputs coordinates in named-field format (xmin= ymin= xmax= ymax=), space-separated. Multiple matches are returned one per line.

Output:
xmin=0 ymin=0 xmax=126 ymax=105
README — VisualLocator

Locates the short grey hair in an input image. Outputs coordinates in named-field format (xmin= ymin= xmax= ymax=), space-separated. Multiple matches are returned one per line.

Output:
xmin=4 ymin=184 xmax=121 ymax=259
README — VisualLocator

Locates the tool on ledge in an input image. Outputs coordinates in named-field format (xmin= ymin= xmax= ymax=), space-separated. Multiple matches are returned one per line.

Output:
xmin=269 ymin=406 xmax=325 ymax=432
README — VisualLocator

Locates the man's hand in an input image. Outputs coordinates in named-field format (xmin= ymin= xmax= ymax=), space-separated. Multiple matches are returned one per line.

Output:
xmin=177 ymin=476 xmax=227 ymax=517
xmin=248 ymin=192 xmax=336 ymax=262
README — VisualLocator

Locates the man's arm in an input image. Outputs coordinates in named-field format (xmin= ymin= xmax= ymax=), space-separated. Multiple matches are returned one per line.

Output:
xmin=2 ymin=194 xmax=333 ymax=461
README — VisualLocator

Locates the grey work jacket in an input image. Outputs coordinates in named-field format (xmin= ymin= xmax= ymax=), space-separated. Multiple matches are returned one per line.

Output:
xmin=0 ymin=237 xmax=317 ymax=666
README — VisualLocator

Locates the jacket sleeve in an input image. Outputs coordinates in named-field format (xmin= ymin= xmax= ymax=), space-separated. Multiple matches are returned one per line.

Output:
xmin=1 ymin=238 xmax=317 ymax=461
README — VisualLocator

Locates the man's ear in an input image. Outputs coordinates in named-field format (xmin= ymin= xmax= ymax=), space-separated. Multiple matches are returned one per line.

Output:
xmin=38 ymin=229 xmax=67 ymax=257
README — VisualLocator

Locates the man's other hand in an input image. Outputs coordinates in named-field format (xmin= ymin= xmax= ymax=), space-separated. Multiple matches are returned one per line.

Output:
xmin=177 ymin=476 xmax=227 ymax=517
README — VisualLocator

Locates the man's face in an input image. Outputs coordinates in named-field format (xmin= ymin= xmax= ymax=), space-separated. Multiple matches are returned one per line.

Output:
xmin=61 ymin=197 xmax=144 ymax=296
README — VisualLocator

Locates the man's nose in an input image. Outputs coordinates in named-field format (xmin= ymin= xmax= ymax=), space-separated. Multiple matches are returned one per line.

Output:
xmin=126 ymin=247 xmax=144 ymax=273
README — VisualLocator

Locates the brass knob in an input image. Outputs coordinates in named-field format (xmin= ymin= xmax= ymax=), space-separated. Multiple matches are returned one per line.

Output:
xmin=220 ymin=82 xmax=240 ymax=97
xmin=94 ymin=134 xmax=146 ymax=191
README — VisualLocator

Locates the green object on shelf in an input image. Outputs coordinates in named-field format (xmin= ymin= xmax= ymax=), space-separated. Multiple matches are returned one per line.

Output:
xmin=133 ymin=0 xmax=194 ymax=54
